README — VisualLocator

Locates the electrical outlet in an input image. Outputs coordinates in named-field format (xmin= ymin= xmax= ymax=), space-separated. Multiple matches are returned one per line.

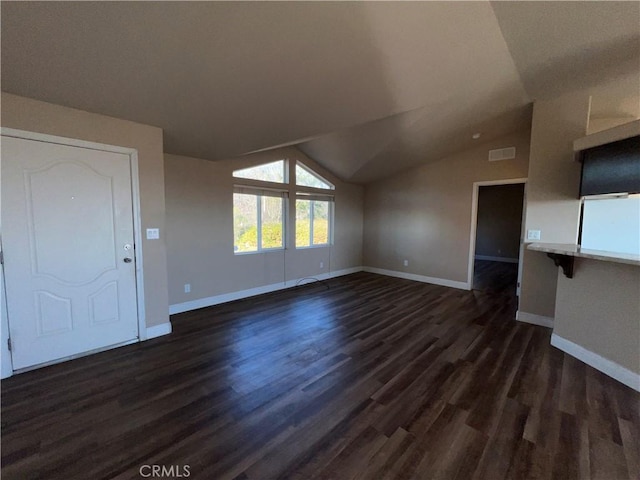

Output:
xmin=184 ymin=283 xmax=191 ymax=293
xmin=403 ymin=259 xmax=409 ymax=267
xmin=527 ymin=229 xmax=541 ymax=241
xmin=320 ymin=261 xmax=324 ymax=268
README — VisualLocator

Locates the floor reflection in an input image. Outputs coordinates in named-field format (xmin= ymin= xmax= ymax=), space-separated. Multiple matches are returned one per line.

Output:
xmin=226 ymin=293 xmax=343 ymax=402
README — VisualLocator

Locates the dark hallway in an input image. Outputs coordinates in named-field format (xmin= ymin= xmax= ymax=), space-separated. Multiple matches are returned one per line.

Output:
xmin=473 ymin=259 xmax=518 ymax=295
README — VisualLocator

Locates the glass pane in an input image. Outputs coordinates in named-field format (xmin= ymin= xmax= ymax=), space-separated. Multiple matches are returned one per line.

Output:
xmin=295 ymin=199 xmax=311 ymax=247
xmin=296 ymin=164 xmax=333 ymax=189
xmin=233 ymin=160 xmax=286 ymax=183
xmin=233 ymin=193 xmax=258 ymax=252
xmin=261 ymin=196 xmax=283 ymax=249
xmin=312 ymin=201 xmax=329 ymax=245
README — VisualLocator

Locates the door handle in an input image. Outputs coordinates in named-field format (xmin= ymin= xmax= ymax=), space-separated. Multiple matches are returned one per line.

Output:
xmin=123 ymin=257 xmax=132 ymax=263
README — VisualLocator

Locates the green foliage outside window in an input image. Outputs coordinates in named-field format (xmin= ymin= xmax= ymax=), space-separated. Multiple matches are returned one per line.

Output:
xmin=233 ymin=193 xmax=283 ymax=252
xmin=295 ymin=219 xmax=328 ymax=247
xmin=237 ymin=223 xmax=283 ymax=251
xmin=237 ymin=220 xmax=327 ymax=250
xmin=233 ymin=162 xmax=332 ymax=253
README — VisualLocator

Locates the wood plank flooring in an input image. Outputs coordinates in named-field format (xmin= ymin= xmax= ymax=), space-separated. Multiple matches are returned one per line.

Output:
xmin=2 ymin=272 xmax=639 ymax=479
xmin=473 ymin=259 xmax=518 ymax=294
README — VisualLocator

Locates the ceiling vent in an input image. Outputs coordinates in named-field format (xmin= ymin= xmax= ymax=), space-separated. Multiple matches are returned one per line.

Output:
xmin=488 ymin=147 xmax=516 ymax=162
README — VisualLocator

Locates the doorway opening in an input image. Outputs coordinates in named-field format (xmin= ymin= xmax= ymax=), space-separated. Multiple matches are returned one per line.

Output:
xmin=468 ymin=179 xmax=526 ymax=296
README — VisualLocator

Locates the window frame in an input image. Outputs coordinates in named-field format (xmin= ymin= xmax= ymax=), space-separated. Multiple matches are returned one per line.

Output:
xmin=232 ymin=158 xmax=336 ymax=254
xmin=295 ymin=194 xmax=334 ymax=249
xmin=295 ymin=161 xmax=335 ymax=190
xmin=232 ymin=159 xmax=288 ymax=184
xmin=233 ymin=187 xmax=287 ymax=255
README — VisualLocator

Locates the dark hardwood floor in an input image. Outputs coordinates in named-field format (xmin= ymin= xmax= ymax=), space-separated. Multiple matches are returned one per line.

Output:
xmin=2 ymin=272 xmax=639 ymax=479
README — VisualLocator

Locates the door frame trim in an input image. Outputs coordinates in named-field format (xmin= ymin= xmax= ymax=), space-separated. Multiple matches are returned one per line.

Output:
xmin=467 ymin=177 xmax=528 ymax=292
xmin=0 ymin=128 xmax=147 ymax=374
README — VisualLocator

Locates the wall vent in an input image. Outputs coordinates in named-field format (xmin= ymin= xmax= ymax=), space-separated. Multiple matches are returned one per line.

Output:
xmin=488 ymin=147 xmax=516 ymax=162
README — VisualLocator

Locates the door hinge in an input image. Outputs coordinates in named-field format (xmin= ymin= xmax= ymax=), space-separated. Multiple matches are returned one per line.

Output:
xmin=7 ymin=338 xmax=12 ymax=352
xmin=0 ymin=251 xmax=3 ymax=265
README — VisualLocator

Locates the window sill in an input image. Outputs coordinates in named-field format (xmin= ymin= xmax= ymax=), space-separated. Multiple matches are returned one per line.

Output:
xmin=295 ymin=244 xmax=331 ymax=250
xmin=234 ymin=248 xmax=285 ymax=256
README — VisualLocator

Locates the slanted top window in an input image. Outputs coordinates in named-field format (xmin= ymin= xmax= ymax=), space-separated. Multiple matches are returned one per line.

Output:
xmin=296 ymin=162 xmax=334 ymax=190
xmin=232 ymin=158 xmax=336 ymax=253
xmin=233 ymin=160 xmax=286 ymax=184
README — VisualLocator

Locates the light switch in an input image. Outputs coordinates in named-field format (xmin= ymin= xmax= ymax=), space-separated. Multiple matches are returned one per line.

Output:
xmin=146 ymin=228 xmax=160 ymax=240
xmin=527 ymin=229 xmax=541 ymax=241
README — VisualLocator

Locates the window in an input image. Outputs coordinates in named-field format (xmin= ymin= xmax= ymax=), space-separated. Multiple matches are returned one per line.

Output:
xmin=232 ymin=159 xmax=334 ymax=253
xmin=296 ymin=196 xmax=332 ymax=247
xmin=296 ymin=162 xmax=334 ymax=190
xmin=233 ymin=190 xmax=285 ymax=253
xmin=233 ymin=160 xmax=286 ymax=184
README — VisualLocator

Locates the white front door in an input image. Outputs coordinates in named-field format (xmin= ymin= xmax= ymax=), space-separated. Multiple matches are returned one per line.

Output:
xmin=2 ymin=136 xmax=139 ymax=370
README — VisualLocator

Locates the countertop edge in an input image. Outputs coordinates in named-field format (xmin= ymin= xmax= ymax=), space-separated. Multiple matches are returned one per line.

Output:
xmin=527 ymin=243 xmax=640 ymax=267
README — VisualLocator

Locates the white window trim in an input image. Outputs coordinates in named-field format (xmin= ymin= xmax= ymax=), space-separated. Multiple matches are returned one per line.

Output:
xmin=295 ymin=196 xmax=334 ymax=249
xmin=295 ymin=161 xmax=335 ymax=190
xmin=233 ymin=188 xmax=287 ymax=254
xmin=232 ymin=158 xmax=336 ymax=253
xmin=233 ymin=159 xmax=288 ymax=185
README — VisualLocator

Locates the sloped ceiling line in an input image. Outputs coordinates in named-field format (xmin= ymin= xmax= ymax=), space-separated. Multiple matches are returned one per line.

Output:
xmin=1 ymin=1 xmax=638 ymax=183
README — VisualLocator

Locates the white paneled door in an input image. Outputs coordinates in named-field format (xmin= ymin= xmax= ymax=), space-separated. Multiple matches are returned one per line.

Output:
xmin=2 ymin=136 xmax=139 ymax=370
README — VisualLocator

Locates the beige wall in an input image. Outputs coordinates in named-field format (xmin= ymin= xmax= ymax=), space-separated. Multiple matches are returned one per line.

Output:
xmin=519 ymin=92 xmax=591 ymax=318
xmin=164 ymin=148 xmax=363 ymax=306
xmin=554 ymin=259 xmax=640 ymax=375
xmin=363 ymin=130 xmax=530 ymax=285
xmin=475 ymin=184 xmax=524 ymax=260
xmin=1 ymin=93 xmax=170 ymax=328
xmin=587 ymin=117 xmax=639 ymax=135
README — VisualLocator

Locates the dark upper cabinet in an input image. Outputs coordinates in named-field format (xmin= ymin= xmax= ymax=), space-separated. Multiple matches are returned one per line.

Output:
xmin=579 ymin=135 xmax=640 ymax=197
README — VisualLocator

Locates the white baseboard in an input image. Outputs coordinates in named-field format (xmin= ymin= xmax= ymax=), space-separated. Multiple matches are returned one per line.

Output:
xmin=362 ymin=267 xmax=470 ymax=290
xmin=169 ymin=266 xmax=473 ymax=315
xmin=145 ymin=322 xmax=173 ymax=340
xmin=551 ymin=333 xmax=640 ymax=392
xmin=169 ymin=267 xmax=363 ymax=315
xmin=516 ymin=310 xmax=554 ymax=328
xmin=475 ymin=255 xmax=519 ymax=264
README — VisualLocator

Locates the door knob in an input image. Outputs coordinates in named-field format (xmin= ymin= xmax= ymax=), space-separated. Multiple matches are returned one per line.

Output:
xmin=123 ymin=257 xmax=132 ymax=263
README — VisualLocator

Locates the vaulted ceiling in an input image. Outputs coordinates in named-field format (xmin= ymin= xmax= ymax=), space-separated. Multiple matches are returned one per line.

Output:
xmin=2 ymin=2 xmax=639 ymax=183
